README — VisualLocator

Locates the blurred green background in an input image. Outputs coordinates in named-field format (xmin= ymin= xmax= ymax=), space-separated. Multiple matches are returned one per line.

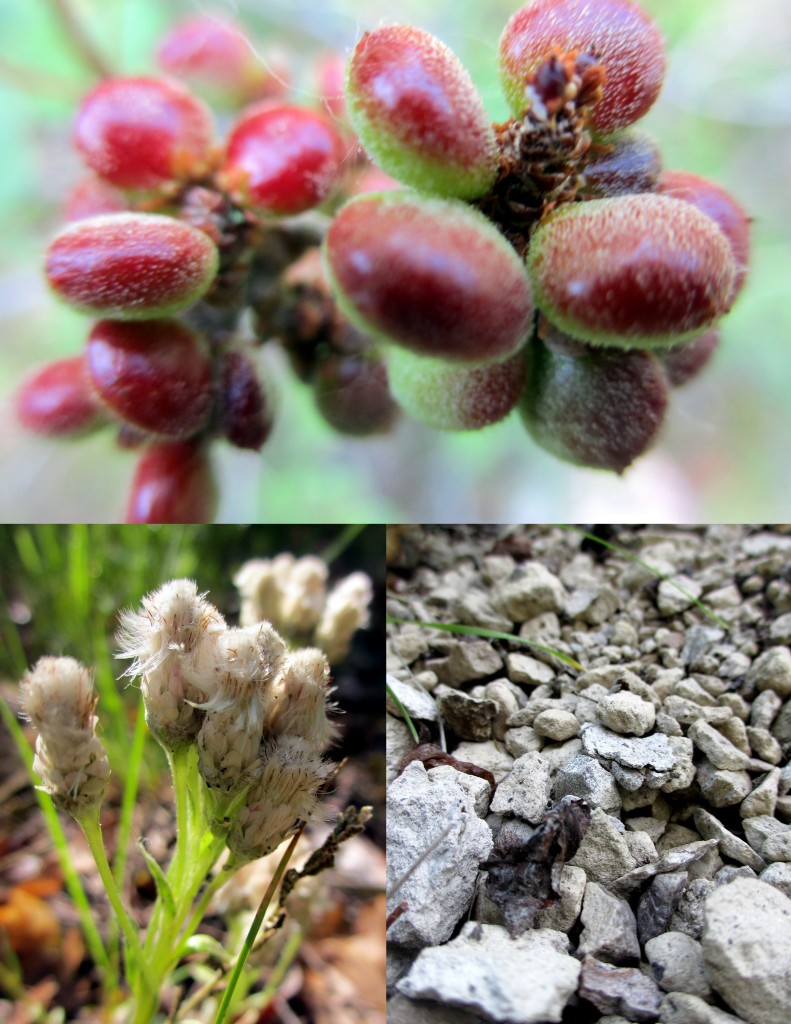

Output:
xmin=0 ymin=0 xmax=789 ymax=521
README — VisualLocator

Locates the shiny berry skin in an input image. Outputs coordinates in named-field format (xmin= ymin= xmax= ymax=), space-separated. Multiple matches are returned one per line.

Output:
xmin=86 ymin=319 xmax=213 ymax=437
xmin=74 ymin=76 xmax=213 ymax=189
xmin=580 ymin=130 xmax=661 ymax=197
xmin=16 ymin=356 xmax=104 ymax=436
xmin=527 ymin=194 xmax=736 ymax=347
xmin=387 ymin=347 xmax=525 ymax=431
xmin=499 ymin=0 xmax=665 ymax=134
xmin=324 ymin=192 xmax=534 ymax=362
xmin=346 ymin=25 xmax=498 ymax=200
xmin=657 ymin=171 xmax=750 ymax=301
xmin=661 ymin=328 xmax=720 ymax=388
xmin=218 ymin=351 xmax=273 ymax=450
xmin=219 ymin=104 xmax=346 ymax=215
xmin=313 ymin=353 xmax=400 ymax=436
xmin=45 ymin=213 xmax=219 ymax=319
xmin=64 ymin=174 xmax=129 ymax=221
xmin=156 ymin=16 xmax=288 ymax=107
xmin=520 ymin=333 xmax=668 ymax=472
xmin=126 ymin=440 xmax=217 ymax=523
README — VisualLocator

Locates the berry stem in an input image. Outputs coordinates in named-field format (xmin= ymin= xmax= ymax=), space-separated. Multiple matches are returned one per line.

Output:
xmin=48 ymin=0 xmax=113 ymax=79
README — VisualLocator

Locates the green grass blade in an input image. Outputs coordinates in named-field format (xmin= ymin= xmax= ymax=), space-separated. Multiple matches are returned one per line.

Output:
xmin=385 ymin=680 xmax=419 ymax=743
xmin=320 ymin=524 xmax=367 ymax=566
xmin=386 ymin=617 xmax=583 ymax=671
xmin=559 ymin=526 xmax=730 ymax=631
xmin=213 ymin=833 xmax=301 ymax=1024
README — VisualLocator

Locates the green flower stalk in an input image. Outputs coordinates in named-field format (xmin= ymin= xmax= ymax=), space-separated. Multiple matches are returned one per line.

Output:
xmin=21 ymin=656 xmax=110 ymax=817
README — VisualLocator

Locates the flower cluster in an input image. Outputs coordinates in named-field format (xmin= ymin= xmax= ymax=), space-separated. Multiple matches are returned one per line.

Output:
xmin=21 ymin=14 xmax=399 ymax=522
xmin=118 ymin=577 xmax=345 ymax=860
xmin=324 ymin=0 xmax=750 ymax=472
xmin=234 ymin=554 xmax=373 ymax=663
xmin=20 ymin=656 xmax=110 ymax=817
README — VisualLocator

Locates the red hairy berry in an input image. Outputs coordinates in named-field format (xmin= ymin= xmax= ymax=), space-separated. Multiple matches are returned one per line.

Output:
xmin=74 ymin=76 xmax=213 ymax=189
xmin=499 ymin=0 xmax=665 ymax=133
xmin=86 ymin=318 xmax=213 ymax=437
xmin=527 ymin=194 xmax=736 ymax=347
xmin=220 ymin=104 xmax=346 ymax=215
xmin=126 ymin=441 xmax=217 ymax=523
xmin=387 ymin=347 xmax=526 ymax=431
xmin=64 ymin=174 xmax=129 ymax=221
xmin=46 ymin=213 xmax=219 ymax=319
xmin=16 ymin=356 xmax=104 ymax=436
xmin=661 ymin=329 xmax=720 ymax=388
xmin=313 ymin=353 xmax=400 ymax=436
xmin=324 ymin=192 xmax=534 ymax=362
xmin=157 ymin=16 xmax=288 ymax=107
xmin=520 ymin=333 xmax=668 ymax=472
xmin=346 ymin=25 xmax=498 ymax=199
xmin=218 ymin=351 xmax=273 ymax=450
xmin=657 ymin=171 xmax=750 ymax=301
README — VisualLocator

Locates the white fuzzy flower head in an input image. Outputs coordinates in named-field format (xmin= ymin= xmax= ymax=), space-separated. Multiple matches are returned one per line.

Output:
xmin=227 ymin=736 xmax=334 ymax=861
xmin=117 ymin=579 xmax=226 ymax=678
xmin=195 ymin=623 xmax=287 ymax=793
xmin=234 ymin=555 xmax=295 ymax=629
xmin=20 ymin=657 xmax=110 ymax=817
xmin=314 ymin=571 xmax=373 ymax=663
xmin=279 ymin=557 xmax=329 ymax=636
xmin=267 ymin=648 xmax=337 ymax=749
xmin=117 ymin=579 xmax=226 ymax=751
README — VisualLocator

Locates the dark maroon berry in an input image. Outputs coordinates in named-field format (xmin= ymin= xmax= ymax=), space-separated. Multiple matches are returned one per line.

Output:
xmin=218 ymin=351 xmax=273 ymax=450
xmin=313 ymin=353 xmax=399 ymax=435
xmin=661 ymin=329 xmax=720 ymax=387
xmin=520 ymin=333 xmax=668 ymax=472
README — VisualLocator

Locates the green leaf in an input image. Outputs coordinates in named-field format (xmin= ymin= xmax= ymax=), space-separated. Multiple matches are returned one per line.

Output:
xmin=137 ymin=838 xmax=175 ymax=917
xmin=182 ymin=934 xmax=232 ymax=965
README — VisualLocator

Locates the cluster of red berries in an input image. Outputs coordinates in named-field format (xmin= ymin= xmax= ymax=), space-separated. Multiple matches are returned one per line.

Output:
xmin=325 ymin=0 xmax=750 ymax=472
xmin=21 ymin=15 xmax=399 ymax=521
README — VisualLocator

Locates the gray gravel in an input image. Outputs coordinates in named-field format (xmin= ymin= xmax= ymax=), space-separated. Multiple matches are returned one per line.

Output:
xmin=387 ymin=526 xmax=791 ymax=1024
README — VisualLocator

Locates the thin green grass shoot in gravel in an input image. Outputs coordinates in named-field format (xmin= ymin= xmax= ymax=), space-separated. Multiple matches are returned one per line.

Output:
xmin=558 ymin=525 xmax=730 ymax=630
xmin=387 ymin=617 xmax=584 ymax=670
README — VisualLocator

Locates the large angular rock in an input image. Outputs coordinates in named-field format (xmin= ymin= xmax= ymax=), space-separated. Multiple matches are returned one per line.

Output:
xmin=398 ymin=923 xmax=579 ymax=1024
xmin=597 ymin=691 xmax=656 ymax=737
xmin=496 ymin=563 xmax=567 ymax=621
xmin=581 ymin=723 xmax=676 ymax=773
xmin=569 ymin=808 xmax=637 ymax=887
xmin=446 ymin=641 xmax=503 ymax=685
xmin=578 ymin=881 xmax=640 ymax=963
xmin=553 ymin=754 xmax=621 ymax=814
xmin=746 ymin=647 xmax=791 ymax=698
xmin=490 ymin=752 xmax=552 ymax=824
xmin=660 ymin=992 xmax=748 ymax=1024
xmin=645 ymin=931 xmax=711 ymax=998
xmin=387 ymin=762 xmax=493 ymax=948
xmin=578 ymin=955 xmax=662 ymax=1022
xmin=702 ymin=878 xmax=791 ymax=1024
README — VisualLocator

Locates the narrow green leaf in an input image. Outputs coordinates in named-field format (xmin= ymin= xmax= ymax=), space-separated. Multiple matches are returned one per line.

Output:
xmin=386 ymin=617 xmax=583 ymax=671
xmin=137 ymin=838 xmax=175 ymax=917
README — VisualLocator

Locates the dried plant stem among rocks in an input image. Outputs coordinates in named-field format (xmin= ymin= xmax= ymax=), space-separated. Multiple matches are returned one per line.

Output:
xmin=387 ymin=525 xmax=791 ymax=1024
